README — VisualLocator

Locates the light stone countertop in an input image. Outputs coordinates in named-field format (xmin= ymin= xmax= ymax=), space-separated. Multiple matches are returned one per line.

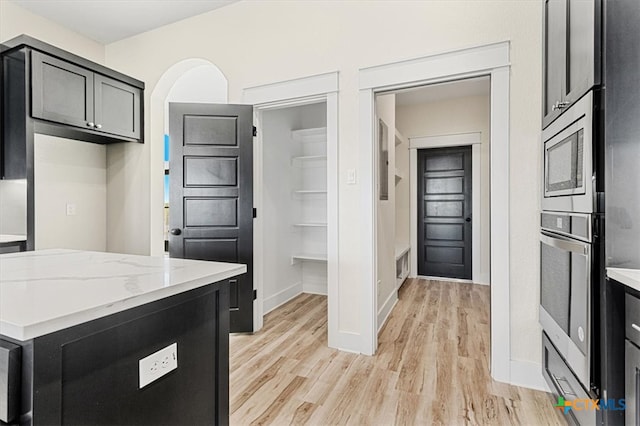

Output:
xmin=0 ymin=234 xmax=27 ymax=244
xmin=607 ymin=268 xmax=640 ymax=292
xmin=0 ymin=249 xmax=246 ymax=341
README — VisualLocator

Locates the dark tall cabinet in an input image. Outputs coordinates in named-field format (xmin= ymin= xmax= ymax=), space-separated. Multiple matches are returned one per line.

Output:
xmin=542 ymin=0 xmax=601 ymax=128
xmin=604 ymin=0 xmax=640 ymax=270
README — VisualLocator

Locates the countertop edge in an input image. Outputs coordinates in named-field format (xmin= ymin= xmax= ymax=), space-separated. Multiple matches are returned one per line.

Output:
xmin=607 ymin=268 xmax=640 ymax=292
xmin=0 ymin=264 xmax=246 ymax=342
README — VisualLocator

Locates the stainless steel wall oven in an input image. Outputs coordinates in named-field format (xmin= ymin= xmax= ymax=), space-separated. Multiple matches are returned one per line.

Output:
xmin=540 ymin=90 xmax=605 ymax=426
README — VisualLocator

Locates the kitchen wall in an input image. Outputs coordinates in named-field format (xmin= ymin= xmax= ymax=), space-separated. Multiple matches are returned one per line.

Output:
xmin=0 ymin=179 xmax=26 ymax=235
xmin=34 ymin=134 xmax=106 ymax=251
xmin=375 ymin=93 xmax=397 ymax=329
xmin=1 ymin=0 xmax=544 ymax=380
xmin=396 ymin=94 xmax=491 ymax=284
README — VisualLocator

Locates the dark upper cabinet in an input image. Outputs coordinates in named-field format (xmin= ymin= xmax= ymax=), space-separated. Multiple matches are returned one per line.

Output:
xmin=543 ymin=0 xmax=600 ymax=129
xmin=31 ymin=51 xmax=94 ymax=129
xmin=94 ymin=74 xmax=141 ymax=139
xmin=31 ymin=51 xmax=142 ymax=140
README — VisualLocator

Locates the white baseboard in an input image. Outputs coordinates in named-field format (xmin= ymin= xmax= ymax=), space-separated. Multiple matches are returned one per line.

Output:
xmin=377 ymin=290 xmax=398 ymax=332
xmin=509 ymin=360 xmax=551 ymax=392
xmin=263 ymin=282 xmax=303 ymax=314
xmin=302 ymin=282 xmax=327 ymax=295
xmin=328 ymin=329 xmax=365 ymax=354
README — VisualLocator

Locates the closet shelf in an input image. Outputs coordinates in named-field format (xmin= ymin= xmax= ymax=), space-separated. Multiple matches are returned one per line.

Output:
xmin=293 ymin=189 xmax=327 ymax=194
xmin=291 ymin=253 xmax=328 ymax=263
xmin=293 ymin=223 xmax=328 ymax=227
xmin=291 ymin=127 xmax=327 ymax=142
xmin=291 ymin=155 xmax=327 ymax=163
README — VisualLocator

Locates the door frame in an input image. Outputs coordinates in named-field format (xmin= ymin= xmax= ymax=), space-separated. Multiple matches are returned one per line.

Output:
xmin=359 ymin=41 xmax=511 ymax=383
xmin=410 ymin=133 xmax=486 ymax=284
xmin=242 ymin=73 xmax=339 ymax=345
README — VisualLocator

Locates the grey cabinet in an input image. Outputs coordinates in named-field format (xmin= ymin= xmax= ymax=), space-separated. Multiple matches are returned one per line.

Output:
xmin=543 ymin=0 xmax=600 ymax=129
xmin=31 ymin=51 xmax=141 ymax=140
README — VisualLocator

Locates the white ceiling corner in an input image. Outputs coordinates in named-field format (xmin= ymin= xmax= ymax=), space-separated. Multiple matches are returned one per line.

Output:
xmin=9 ymin=0 xmax=239 ymax=44
xmin=394 ymin=76 xmax=491 ymax=106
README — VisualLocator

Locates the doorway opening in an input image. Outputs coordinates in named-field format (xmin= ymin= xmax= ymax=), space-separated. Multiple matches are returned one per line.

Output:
xmin=374 ymin=75 xmax=491 ymax=331
xmin=359 ymin=42 xmax=511 ymax=382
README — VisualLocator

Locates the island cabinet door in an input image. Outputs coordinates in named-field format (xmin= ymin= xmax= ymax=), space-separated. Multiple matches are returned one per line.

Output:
xmin=27 ymin=284 xmax=229 ymax=426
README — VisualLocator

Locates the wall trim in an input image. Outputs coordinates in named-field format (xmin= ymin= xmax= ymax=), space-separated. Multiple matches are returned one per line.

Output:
xmin=510 ymin=360 xmax=551 ymax=392
xmin=377 ymin=290 xmax=398 ymax=332
xmin=410 ymin=132 xmax=481 ymax=149
xmin=358 ymin=42 xmax=511 ymax=383
xmin=263 ymin=282 xmax=303 ymax=315
xmin=302 ymin=284 xmax=328 ymax=295
xmin=243 ymin=71 xmax=339 ymax=105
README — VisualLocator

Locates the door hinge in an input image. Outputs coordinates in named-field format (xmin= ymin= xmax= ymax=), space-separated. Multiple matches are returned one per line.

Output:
xmin=253 ymin=126 xmax=257 ymax=137
xmin=253 ymin=208 xmax=257 ymax=218
xmin=253 ymin=289 xmax=257 ymax=300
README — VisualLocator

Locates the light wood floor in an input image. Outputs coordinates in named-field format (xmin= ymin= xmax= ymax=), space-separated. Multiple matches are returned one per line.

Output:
xmin=229 ymin=278 xmax=566 ymax=425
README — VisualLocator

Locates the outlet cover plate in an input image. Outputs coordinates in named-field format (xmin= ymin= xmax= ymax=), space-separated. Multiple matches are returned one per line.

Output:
xmin=139 ymin=342 xmax=177 ymax=389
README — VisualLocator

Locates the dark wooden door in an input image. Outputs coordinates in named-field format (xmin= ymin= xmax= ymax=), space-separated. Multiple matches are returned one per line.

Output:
xmin=94 ymin=74 xmax=141 ymax=139
xmin=169 ymin=103 xmax=253 ymax=333
xmin=417 ymin=146 xmax=472 ymax=279
xmin=31 ymin=51 xmax=94 ymax=128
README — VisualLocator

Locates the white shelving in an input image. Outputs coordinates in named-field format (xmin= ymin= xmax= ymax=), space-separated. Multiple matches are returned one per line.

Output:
xmin=395 ymin=243 xmax=410 ymax=288
xmin=291 ymin=253 xmax=328 ymax=263
xmin=291 ymin=127 xmax=327 ymax=142
xmin=293 ymin=222 xmax=327 ymax=227
xmin=293 ymin=189 xmax=327 ymax=194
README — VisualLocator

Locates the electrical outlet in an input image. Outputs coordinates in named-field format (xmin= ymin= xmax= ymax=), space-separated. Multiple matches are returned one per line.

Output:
xmin=139 ymin=343 xmax=177 ymax=389
xmin=66 ymin=203 xmax=77 ymax=216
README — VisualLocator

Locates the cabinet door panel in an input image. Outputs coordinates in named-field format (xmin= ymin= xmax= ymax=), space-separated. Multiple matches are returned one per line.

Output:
xmin=566 ymin=0 xmax=596 ymax=103
xmin=31 ymin=51 xmax=94 ymax=128
xmin=543 ymin=0 xmax=567 ymax=127
xmin=94 ymin=74 xmax=141 ymax=140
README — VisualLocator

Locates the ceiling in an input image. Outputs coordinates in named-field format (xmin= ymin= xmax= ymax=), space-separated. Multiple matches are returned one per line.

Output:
xmin=10 ymin=0 xmax=239 ymax=44
xmin=394 ymin=76 xmax=490 ymax=106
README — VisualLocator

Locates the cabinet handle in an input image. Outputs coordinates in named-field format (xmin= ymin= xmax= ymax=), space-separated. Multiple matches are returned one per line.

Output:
xmin=87 ymin=122 xmax=95 ymax=127
xmin=95 ymin=124 xmax=102 ymax=129
xmin=632 ymin=323 xmax=640 ymax=333
xmin=552 ymin=101 xmax=570 ymax=111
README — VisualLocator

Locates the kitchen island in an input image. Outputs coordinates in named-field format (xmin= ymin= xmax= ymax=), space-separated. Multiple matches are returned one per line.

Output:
xmin=0 ymin=249 xmax=246 ymax=425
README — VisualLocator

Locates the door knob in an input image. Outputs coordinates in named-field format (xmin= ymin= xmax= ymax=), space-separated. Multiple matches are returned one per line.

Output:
xmin=169 ymin=228 xmax=182 ymax=235
xmin=95 ymin=124 xmax=102 ymax=129
xmin=465 ymin=217 xmax=471 ymax=222
xmin=87 ymin=122 xmax=95 ymax=127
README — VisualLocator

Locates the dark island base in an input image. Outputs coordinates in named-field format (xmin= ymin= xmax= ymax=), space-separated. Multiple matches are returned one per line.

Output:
xmin=1 ymin=283 xmax=229 ymax=426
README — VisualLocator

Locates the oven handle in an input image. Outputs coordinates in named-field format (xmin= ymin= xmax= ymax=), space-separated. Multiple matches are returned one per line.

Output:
xmin=540 ymin=232 xmax=589 ymax=255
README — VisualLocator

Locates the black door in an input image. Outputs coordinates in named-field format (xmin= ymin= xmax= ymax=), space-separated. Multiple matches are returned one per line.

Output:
xmin=169 ymin=103 xmax=253 ymax=333
xmin=417 ymin=146 xmax=472 ymax=279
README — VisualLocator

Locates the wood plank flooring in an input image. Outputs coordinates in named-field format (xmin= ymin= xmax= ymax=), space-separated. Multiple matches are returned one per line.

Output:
xmin=229 ymin=278 xmax=566 ymax=425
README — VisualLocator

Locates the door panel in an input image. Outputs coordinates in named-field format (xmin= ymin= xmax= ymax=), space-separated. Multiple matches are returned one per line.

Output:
xmin=94 ymin=74 xmax=141 ymax=139
xmin=31 ymin=51 xmax=94 ymax=128
xmin=169 ymin=103 xmax=253 ymax=333
xmin=417 ymin=146 xmax=472 ymax=279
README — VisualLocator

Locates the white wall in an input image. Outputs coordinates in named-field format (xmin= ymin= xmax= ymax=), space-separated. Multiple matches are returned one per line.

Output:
xmin=0 ymin=180 xmax=27 ymax=235
xmin=396 ymin=94 xmax=491 ymax=284
xmin=0 ymin=1 xmax=544 ymax=367
xmin=375 ymin=94 xmax=397 ymax=329
xmin=34 ymin=135 xmax=106 ymax=251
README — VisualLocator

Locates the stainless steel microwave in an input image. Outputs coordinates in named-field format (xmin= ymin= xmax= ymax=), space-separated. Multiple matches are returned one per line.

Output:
xmin=542 ymin=92 xmax=595 ymax=213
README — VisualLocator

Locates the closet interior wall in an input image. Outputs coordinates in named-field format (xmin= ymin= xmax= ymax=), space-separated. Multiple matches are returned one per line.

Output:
xmin=261 ymin=102 xmax=328 ymax=314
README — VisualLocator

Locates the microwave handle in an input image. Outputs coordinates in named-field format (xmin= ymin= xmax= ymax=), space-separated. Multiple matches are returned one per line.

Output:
xmin=540 ymin=233 xmax=589 ymax=255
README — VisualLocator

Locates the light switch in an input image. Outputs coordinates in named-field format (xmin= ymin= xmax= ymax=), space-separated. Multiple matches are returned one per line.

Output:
xmin=66 ymin=203 xmax=77 ymax=216
xmin=347 ymin=169 xmax=357 ymax=185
